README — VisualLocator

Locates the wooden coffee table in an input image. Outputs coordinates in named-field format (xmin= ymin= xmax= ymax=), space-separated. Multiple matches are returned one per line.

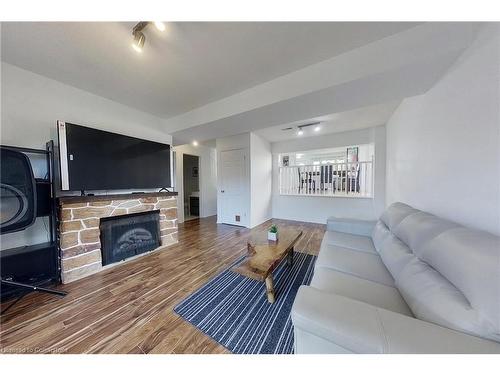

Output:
xmin=232 ymin=228 xmax=302 ymax=303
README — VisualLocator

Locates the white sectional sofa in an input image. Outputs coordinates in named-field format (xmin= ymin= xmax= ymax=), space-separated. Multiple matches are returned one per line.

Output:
xmin=291 ymin=202 xmax=500 ymax=353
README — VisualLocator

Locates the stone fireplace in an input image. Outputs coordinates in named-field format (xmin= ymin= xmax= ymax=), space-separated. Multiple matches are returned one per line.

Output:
xmin=58 ymin=192 xmax=178 ymax=283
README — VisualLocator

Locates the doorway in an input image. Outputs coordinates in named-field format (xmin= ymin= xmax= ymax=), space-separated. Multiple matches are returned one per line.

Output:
xmin=183 ymin=154 xmax=200 ymax=221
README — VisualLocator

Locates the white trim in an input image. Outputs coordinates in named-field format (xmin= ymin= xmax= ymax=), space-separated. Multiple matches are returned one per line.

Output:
xmin=278 ymin=193 xmax=373 ymax=199
xmin=170 ymin=148 xmax=175 ymax=189
xmin=57 ymin=120 xmax=70 ymax=191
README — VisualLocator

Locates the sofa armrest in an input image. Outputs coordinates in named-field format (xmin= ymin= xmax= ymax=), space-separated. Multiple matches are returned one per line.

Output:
xmin=326 ymin=217 xmax=376 ymax=236
xmin=291 ymin=286 xmax=500 ymax=354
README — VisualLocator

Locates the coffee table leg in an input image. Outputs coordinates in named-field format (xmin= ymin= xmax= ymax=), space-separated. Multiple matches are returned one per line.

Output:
xmin=287 ymin=247 xmax=294 ymax=267
xmin=265 ymin=275 xmax=275 ymax=303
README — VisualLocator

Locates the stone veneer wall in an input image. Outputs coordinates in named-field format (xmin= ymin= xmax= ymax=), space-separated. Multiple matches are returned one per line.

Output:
xmin=59 ymin=195 xmax=177 ymax=283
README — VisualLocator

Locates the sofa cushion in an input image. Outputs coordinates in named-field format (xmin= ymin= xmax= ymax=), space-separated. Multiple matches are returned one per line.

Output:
xmin=315 ymin=245 xmax=395 ymax=287
xmin=371 ymin=220 xmax=391 ymax=253
xmin=377 ymin=233 xmax=414 ymax=280
xmin=311 ymin=267 xmax=412 ymax=316
xmin=326 ymin=217 xmax=377 ymax=236
xmin=322 ymin=230 xmax=376 ymax=254
xmin=417 ymin=227 xmax=500 ymax=342
xmin=396 ymin=257 xmax=500 ymax=342
xmin=393 ymin=211 xmax=460 ymax=257
xmin=379 ymin=202 xmax=418 ymax=231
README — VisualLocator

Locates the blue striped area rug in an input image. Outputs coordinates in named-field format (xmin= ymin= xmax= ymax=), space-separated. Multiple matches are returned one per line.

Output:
xmin=174 ymin=251 xmax=316 ymax=354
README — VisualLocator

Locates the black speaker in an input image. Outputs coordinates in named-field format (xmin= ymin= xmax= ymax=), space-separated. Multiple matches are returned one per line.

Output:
xmin=36 ymin=178 xmax=52 ymax=217
xmin=0 ymin=148 xmax=37 ymax=234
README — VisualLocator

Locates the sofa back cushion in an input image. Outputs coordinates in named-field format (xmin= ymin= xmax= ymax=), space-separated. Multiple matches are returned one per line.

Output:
xmin=371 ymin=220 xmax=391 ymax=252
xmin=418 ymin=227 xmax=500 ymax=340
xmin=375 ymin=202 xmax=500 ymax=342
xmin=379 ymin=202 xmax=418 ymax=230
xmin=396 ymin=258 xmax=500 ymax=342
xmin=393 ymin=211 xmax=460 ymax=257
xmin=376 ymin=231 xmax=414 ymax=281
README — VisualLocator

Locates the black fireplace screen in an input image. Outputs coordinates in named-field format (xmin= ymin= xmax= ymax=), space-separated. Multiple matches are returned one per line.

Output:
xmin=100 ymin=210 xmax=161 ymax=266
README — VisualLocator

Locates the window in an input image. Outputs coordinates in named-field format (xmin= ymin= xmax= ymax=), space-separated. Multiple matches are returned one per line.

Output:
xmin=278 ymin=144 xmax=374 ymax=197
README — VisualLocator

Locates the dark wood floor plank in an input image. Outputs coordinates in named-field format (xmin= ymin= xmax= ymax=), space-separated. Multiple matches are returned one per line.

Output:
xmin=0 ymin=216 xmax=324 ymax=354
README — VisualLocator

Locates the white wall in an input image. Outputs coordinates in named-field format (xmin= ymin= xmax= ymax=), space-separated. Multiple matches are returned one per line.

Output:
xmin=250 ymin=133 xmax=272 ymax=227
xmin=173 ymin=144 xmax=217 ymax=223
xmin=1 ymin=63 xmax=173 ymax=249
xmin=1 ymin=63 xmax=170 ymax=149
xmin=271 ymin=126 xmax=386 ymax=223
xmin=386 ymin=25 xmax=500 ymax=235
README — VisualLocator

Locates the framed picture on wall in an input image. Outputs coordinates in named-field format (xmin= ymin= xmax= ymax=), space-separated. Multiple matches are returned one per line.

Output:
xmin=282 ymin=155 xmax=289 ymax=167
xmin=347 ymin=147 xmax=359 ymax=163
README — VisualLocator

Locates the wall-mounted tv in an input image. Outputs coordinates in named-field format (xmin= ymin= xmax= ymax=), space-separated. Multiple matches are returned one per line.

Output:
xmin=57 ymin=121 xmax=172 ymax=191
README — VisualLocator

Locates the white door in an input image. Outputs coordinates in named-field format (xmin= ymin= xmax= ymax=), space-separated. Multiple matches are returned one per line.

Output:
xmin=219 ymin=149 xmax=247 ymax=226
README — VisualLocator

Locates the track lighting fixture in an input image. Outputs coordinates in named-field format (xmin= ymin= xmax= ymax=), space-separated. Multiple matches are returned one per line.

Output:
xmin=295 ymin=121 xmax=322 ymax=136
xmin=131 ymin=21 xmax=165 ymax=53
xmin=154 ymin=22 xmax=166 ymax=31
xmin=132 ymin=30 xmax=145 ymax=53
xmin=282 ymin=121 xmax=322 ymax=137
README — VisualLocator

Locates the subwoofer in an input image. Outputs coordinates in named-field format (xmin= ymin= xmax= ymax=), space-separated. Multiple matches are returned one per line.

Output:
xmin=0 ymin=148 xmax=37 ymax=234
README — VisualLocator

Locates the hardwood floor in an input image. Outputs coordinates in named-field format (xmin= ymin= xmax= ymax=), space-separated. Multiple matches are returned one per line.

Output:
xmin=0 ymin=217 xmax=325 ymax=354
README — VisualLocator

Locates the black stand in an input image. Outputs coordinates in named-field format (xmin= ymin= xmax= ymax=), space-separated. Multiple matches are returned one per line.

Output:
xmin=0 ymin=279 xmax=67 ymax=314
xmin=1 ymin=141 xmax=67 ymax=314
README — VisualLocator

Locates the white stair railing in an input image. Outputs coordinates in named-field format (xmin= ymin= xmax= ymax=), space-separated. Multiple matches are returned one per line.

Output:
xmin=279 ymin=160 xmax=374 ymax=197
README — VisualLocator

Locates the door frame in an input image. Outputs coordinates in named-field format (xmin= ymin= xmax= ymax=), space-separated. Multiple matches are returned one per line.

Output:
xmin=217 ymin=147 xmax=249 ymax=227
xmin=180 ymin=152 xmax=201 ymax=223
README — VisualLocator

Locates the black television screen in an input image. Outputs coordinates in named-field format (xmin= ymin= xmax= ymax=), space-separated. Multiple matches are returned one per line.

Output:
xmin=58 ymin=121 xmax=172 ymax=191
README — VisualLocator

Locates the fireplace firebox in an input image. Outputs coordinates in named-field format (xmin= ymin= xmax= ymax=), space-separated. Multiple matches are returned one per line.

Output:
xmin=100 ymin=210 xmax=161 ymax=266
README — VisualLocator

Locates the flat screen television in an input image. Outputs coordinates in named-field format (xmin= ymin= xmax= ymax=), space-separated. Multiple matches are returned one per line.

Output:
xmin=57 ymin=121 xmax=172 ymax=191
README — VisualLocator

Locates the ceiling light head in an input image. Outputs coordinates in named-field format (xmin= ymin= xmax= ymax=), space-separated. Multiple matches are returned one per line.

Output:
xmin=154 ymin=21 xmax=166 ymax=31
xmin=192 ymin=140 xmax=199 ymax=146
xmin=132 ymin=31 xmax=145 ymax=53
xmin=297 ymin=129 xmax=304 ymax=136
xmin=314 ymin=125 xmax=321 ymax=132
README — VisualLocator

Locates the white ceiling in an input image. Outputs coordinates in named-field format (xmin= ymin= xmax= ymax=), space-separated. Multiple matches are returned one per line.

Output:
xmin=1 ymin=22 xmax=420 ymax=118
xmin=254 ymin=100 xmax=401 ymax=143
xmin=168 ymin=23 xmax=481 ymax=145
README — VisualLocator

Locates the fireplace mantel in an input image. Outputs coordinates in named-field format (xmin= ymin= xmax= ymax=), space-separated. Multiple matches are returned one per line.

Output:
xmin=58 ymin=192 xmax=178 ymax=283
xmin=58 ymin=191 xmax=178 ymax=204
